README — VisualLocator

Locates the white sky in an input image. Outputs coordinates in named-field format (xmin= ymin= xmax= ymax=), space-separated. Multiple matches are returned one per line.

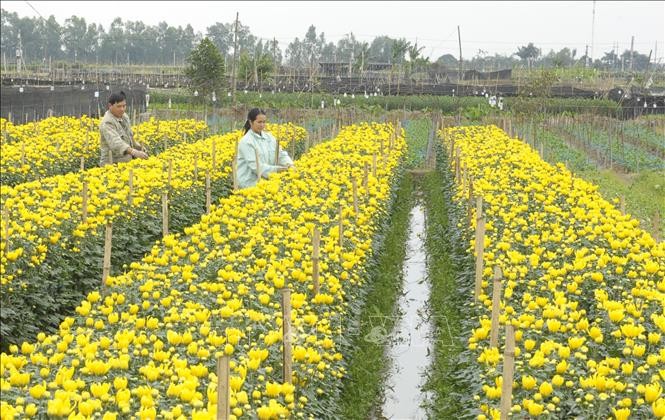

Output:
xmin=2 ymin=1 xmax=664 ymax=61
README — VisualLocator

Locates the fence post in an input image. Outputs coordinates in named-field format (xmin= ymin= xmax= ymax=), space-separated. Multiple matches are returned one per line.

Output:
xmin=490 ymin=266 xmax=503 ymax=348
xmin=499 ymin=325 xmax=516 ymax=420
xmin=312 ymin=227 xmax=320 ymax=295
xmin=216 ymin=356 xmax=230 ymax=420
xmin=102 ymin=223 xmax=112 ymax=287
xmin=281 ymin=288 xmax=293 ymax=384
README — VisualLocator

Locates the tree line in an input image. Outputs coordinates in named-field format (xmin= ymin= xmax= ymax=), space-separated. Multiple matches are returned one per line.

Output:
xmin=1 ymin=8 xmax=656 ymax=74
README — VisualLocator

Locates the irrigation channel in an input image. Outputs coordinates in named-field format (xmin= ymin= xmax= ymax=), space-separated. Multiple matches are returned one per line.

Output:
xmin=379 ymin=200 xmax=435 ymax=419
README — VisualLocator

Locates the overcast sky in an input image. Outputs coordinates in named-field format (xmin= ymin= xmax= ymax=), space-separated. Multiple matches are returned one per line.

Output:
xmin=2 ymin=1 xmax=664 ymax=61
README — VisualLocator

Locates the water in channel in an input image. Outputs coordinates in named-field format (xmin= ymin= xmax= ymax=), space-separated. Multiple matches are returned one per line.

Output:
xmin=380 ymin=202 xmax=434 ymax=420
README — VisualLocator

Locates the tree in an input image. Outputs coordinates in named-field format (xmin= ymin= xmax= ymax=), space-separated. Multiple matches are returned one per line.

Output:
xmin=436 ymin=53 xmax=458 ymax=67
xmin=185 ymin=37 xmax=225 ymax=102
xmin=515 ymin=42 xmax=540 ymax=70
xmin=368 ymin=36 xmax=395 ymax=62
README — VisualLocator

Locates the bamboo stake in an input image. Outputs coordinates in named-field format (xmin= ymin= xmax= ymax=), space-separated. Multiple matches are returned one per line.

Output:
xmin=455 ymin=147 xmax=461 ymax=184
xmin=80 ymin=156 xmax=85 ymax=171
xmin=232 ymin=143 xmax=238 ymax=191
xmin=81 ymin=180 xmax=89 ymax=222
xmin=338 ymin=203 xmax=344 ymax=248
xmin=281 ymin=288 xmax=293 ymax=384
xmin=372 ymin=153 xmax=377 ymax=177
xmin=2 ymin=207 xmax=10 ymax=251
xmin=162 ymin=192 xmax=169 ymax=237
xmin=312 ymin=227 xmax=320 ymax=295
xmin=490 ymin=266 xmax=503 ymax=348
xmin=468 ymin=180 xmax=474 ymax=225
xmin=352 ymin=177 xmax=359 ymax=215
xmin=654 ymin=211 xmax=661 ymax=242
xmin=102 ymin=223 xmax=112 ymax=287
xmin=499 ymin=325 xmax=516 ymax=420
xmin=474 ymin=215 xmax=486 ymax=300
xmin=211 ymin=139 xmax=217 ymax=170
xmin=216 ymin=356 xmax=230 ymax=420
xmin=128 ymin=169 xmax=134 ymax=206
xmin=206 ymin=170 xmax=212 ymax=214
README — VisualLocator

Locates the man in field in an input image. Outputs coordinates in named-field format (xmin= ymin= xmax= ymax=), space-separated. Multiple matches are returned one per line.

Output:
xmin=99 ymin=91 xmax=148 ymax=165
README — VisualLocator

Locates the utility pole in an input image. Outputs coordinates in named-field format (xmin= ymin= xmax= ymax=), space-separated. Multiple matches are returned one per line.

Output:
xmin=629 ymin=36 xmax=635 ymax=71
xmin=457 ymin=25 xmax=463 ymax=80
xmin=584 ymin=45 xmax=589 ymax=68
xmin=590 ymin=0 xmax=596 ymax=64
xmin=231 ymin=12 xmax=239 ymax=107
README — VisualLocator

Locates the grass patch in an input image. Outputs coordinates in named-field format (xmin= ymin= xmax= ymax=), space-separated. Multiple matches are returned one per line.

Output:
xmin=579 ymin=169 xmax=665 ymax=239
xmin=420 ymin=170 xmax=467 ymax=418
xmin=337 ymin=172 xmax=414 ymax=418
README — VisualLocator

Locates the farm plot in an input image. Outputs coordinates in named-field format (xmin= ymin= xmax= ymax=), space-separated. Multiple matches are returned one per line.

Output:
xmin=0 ymin=117 xmax=209 ymax=185
xmin=0 ymin=122 xmax=406 ymax=419
xmin=0 ymin=122 xmax=306 ymax=349
xmin=440 ymin=125 xmax=664 ymax=419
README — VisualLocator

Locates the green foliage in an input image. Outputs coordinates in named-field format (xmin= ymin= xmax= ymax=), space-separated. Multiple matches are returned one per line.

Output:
xmin=462 ymin=103 xmax=492 ymax=122
xmin=420 ymin=169 xmax=468 ymax=418
xmin=337 ymin=169 xmax=413 ymax=418
xmin=184 ymin=37 xmax=225 ymax=102
xmin=0 ymin=179 xmax=231 ymax=351
xmin=404 ymin=118 xmax=432 ymax=168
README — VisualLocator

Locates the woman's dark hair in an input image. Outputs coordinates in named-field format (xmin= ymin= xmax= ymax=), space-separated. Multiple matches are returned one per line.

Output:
xmin=243 ymin=108 xmax=266 ymax=134
xmin=108 ymin=91 xmax=127 ymax=105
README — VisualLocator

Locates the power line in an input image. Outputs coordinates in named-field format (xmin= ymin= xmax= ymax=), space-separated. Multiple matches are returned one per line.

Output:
xmin=24 ymin=1 xmax=45 ymax=20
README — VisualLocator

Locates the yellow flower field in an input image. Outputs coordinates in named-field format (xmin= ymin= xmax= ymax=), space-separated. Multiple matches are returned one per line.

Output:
xmin=441 ymin=125 xmax=664 ymax=419
xmin=0 ymin=116 xmax=209 ymax=185
xmin=0 ymin=122 xmax=306 ymax=350
xmin=0 ymin=122 xmax=405 ymax=419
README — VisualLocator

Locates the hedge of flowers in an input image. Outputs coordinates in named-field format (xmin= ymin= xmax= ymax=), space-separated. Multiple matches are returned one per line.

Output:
xmin=440 ymin=125 xmax=664 ymax=419
xmin=0 ymin=123 xmax=306 ymax=350
xmin=0 ymin=122 xmax=405 ymax=419
xmin=0 ymin=116 xmax=209 ymax=186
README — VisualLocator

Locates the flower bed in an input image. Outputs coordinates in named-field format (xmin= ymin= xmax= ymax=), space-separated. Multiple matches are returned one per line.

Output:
xmin=440 ymin=125 xmax=664 ymax=419
xmin=0 ymin=117 xmax=209 ymax=186
xmin=0 ymin=123 xmax=306 ymax=349
xmin=0 ymin=122 xmax=405 ymax=419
